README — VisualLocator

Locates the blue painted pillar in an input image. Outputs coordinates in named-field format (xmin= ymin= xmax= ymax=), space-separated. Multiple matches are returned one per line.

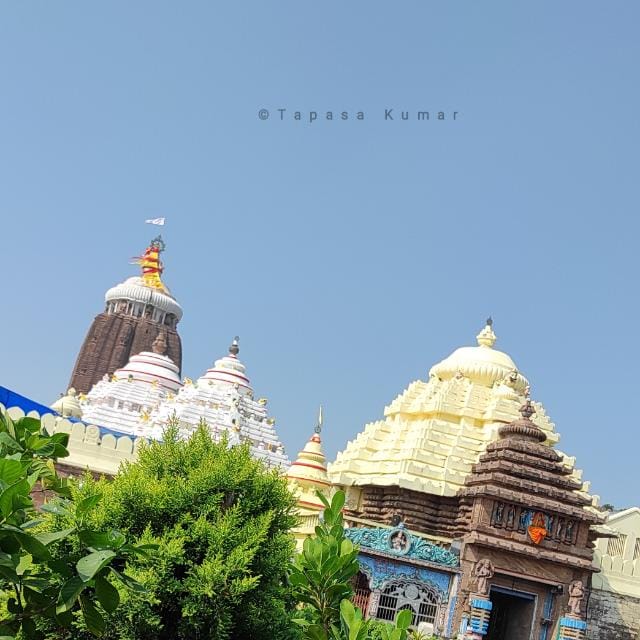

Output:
xmin=464 ymin=597 xmax=493 ymax=639
xmin=557 ymin=616 xmax=587 ymax=640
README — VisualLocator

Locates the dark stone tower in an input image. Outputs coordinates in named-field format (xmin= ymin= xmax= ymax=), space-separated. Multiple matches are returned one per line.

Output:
xmin=69 ymin=236 xmax=183 ymax=394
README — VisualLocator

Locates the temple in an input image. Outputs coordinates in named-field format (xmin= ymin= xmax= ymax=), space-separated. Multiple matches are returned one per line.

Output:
xmin=286 ymin=407 xmax=330 ymax=546
xmin=4 ymin=226 xmax=639 ymax=638
xmin=68 ymin=236 xmax=183 ymax=394
xmin=287 ymin=321 xmax=604 ymax=639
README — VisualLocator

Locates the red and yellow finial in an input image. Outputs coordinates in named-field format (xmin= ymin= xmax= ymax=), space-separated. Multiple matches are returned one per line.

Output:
xmin=135 ymin=236 xmax=167 ymax=291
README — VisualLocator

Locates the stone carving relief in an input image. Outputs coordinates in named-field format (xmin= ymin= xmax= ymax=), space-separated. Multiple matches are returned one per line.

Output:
xmin=473 ymin=559 xmax=494 ymax=596
xmin=345 ymin=524 xmax=459 ymax=567
xmin=567 ymin=580 xmax=585 ymax=617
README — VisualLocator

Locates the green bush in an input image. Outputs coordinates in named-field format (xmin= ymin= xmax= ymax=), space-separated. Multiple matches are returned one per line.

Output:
xmin=42 ymin=424 xmax=299 ymax=640
xmin=0 ymin=408 xmax=143 ymax=639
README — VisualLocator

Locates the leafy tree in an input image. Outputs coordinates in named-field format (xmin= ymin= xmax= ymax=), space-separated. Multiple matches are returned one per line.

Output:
xmin=0 ymin=408 xmax=141 ymax=639
xmin=43 ymin=423 xmax=299 ymax=640
xmin=290 ymin=491 xmax=411 ymax=640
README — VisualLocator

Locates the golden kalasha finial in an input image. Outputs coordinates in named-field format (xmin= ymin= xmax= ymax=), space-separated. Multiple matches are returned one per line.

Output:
xmin=476 ymin=317 xmax=497 ymax=348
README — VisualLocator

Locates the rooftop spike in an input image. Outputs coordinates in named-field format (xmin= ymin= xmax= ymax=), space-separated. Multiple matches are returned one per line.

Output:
xmin=315 ymin=405 xmax=323 ymax=434
xmin=229 ymin=336 xmax=240 ymax=356
xmin=476 ymin=317 xmax=497 ymax=348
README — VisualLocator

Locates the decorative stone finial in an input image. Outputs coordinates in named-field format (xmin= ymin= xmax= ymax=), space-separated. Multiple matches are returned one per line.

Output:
xmin=229 ymin=336 xmax=240 ymax=356
xmin=315 ymin=405 xmax=323 ymax=434
xmin=51 ymin=387 xmax=82 ymax=419
xmin=520 ymin=399 xmax=535 ymax=420
xmin=152 ymin=331 xmax=168 ymax=355
xmin=499 ymin=398 xmax=546 ymax=443
xmin=476 ymin=318 xmax=497 ymax=348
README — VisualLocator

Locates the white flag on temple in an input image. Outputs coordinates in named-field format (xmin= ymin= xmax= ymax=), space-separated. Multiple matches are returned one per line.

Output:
xmin=145 ymin=217 xmax=165 ymax=226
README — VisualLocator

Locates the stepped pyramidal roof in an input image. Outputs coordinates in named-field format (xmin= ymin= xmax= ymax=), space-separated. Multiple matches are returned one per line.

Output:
xmin=79 ymin=330 xmax=182 ymax=433
xmin=142 ymin=337 xmax=290 ymax=468
xmin=73 ymin=334 xmax=289 ymax=469
xmin=328 ymin=320 xmax=593 ymax=502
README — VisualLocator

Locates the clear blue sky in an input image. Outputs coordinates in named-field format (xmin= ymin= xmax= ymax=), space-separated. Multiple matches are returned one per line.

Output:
xmin=0 ymin=2 xmax=638 ymax=507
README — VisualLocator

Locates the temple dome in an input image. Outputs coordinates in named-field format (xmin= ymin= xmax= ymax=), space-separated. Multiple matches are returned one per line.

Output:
xmin=105 ymin=276 xmax=183 ymax=320
xmin=80 ymin=331 xmax=183 ymax=434
xmin=51 ymin=388 xmax=83 ymax=419
xmin=200 ymin=337 xmax=251 ymax=390
xmin=429 ymin=319 xmax=528 ymax=393
xmin=112 ymin=350 xmax=182 ymax=392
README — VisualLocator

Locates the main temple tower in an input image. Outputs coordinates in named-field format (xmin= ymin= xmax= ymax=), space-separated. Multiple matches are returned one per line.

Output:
xmin=68 ymin=236 xmax=183 ymax=394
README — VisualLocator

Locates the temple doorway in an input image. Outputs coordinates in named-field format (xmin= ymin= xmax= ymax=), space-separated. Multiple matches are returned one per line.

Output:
xmin=486 ymin=586 xmax=536 ymax=640
xmin=352 ymin=571 xmax=371 ymax=613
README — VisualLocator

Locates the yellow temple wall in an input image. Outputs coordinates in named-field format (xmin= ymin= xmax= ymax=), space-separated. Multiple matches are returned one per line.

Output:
xmin=1 ymin=404 xmax=138 ymax=476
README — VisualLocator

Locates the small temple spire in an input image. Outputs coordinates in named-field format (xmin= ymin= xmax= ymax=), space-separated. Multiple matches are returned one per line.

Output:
xmin=229 ymin=336 xmax=240 ymax=356
xmin=476 ymin=317 xmax=497 ymax=348
xmin=520 ymin=399 xmax=535 ymax=420
xmin=287 ymin=407 xmax=329 ymax=486
xmin=498 ymin=397 xmax=546 ymax=443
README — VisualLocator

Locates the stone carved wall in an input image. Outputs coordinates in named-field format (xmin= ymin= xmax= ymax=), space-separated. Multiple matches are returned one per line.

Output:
xmin=586 ymin=589 xmax=640 ymax=640
xmin=358 ymin=485 xmax=462 ymax=538
xmin=69 ymin=312 xmax=182 ymax=394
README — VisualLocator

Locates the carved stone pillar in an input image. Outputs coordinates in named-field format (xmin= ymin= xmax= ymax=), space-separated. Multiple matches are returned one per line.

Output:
xmin=366 ymin=590 xmax=381 ymax=619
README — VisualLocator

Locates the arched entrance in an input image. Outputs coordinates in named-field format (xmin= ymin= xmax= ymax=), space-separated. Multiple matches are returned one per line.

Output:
xmin=351 ymin=571 xmax=371 ymax=613
xmin=375 ymin=579 xmax=439 ymax=627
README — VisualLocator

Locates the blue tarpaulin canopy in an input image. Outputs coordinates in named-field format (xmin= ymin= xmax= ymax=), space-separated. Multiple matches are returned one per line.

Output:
xmin=0 ymin=385 xmax=59 ymax=418
xmin=0 ymin=385 xmax=136 ymax=439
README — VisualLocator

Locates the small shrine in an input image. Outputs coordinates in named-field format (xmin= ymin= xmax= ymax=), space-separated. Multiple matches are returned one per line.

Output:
xmin=455 ymin=400 xmax=597 ymax=640
xmin=145 ymin=337 xmax=290 ymax=468
xmin=286 ymin=408 xmax=331 ymax=547
xmin=325 ymin=321 xmax=599 ymax=639
xmin=78 ymin=330 xmax=182 ymax=433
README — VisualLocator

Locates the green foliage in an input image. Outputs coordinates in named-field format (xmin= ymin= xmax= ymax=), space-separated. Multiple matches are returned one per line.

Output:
xmin=290 ymin=490 xmax=358 ymax=635
xmin=406 ymin=631 xmax=437 ymax=640
xmin=291 ymin=490 xmax=412 ymax=640
xmin=0 ymin=409 xmax=141 ymax=639
xmin=43 ymin=423 xmax=299 ymax=640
